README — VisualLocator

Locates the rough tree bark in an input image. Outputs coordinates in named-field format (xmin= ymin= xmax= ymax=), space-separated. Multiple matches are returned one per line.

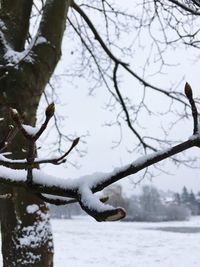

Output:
xmin=0 ymin=0 xmax=71 ymax=266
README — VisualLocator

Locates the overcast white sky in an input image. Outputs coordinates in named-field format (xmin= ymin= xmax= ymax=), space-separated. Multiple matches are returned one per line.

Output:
xmin=38 ymin=2 xmax=200 ymax=195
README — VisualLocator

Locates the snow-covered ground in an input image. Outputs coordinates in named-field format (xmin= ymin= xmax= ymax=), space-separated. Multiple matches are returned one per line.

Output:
xmin=52 ymin=216 xmax=200 ymax=267
xmin=0 ymin=216 xmax=200 ymax=266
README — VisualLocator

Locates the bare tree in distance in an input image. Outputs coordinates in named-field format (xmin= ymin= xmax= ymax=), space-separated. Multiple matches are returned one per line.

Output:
xmin=0 ymin=0 xmax=200 ymax=266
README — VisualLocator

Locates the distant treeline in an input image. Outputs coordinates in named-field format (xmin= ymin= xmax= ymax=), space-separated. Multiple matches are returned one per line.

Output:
xmin=49 ymin=202 xmax=83 ymax=219
xmin=49 ymin=185 xmax=200 ymax=222
xmin=104 ymin=185 xmax=200 ymax=222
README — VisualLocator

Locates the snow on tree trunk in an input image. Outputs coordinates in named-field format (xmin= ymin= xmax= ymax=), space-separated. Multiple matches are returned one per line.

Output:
xmin=0 ymin=0 xmax=71 ymax=265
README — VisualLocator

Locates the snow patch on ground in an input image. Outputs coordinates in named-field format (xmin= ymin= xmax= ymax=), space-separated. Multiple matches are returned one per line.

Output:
xmin=52 ymin=216 xmax=200 ymax=267
xmin=0 ymin=217 xmax=200 ymax=266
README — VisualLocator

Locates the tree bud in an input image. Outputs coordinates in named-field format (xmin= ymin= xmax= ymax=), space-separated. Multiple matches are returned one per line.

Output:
xmin=185 ymin=82 xmax=193 ymax=100
xmin=72 ymin=137 xmax=80 ymax=147
xmin=45 ymin=103 xmax=55 ymax=118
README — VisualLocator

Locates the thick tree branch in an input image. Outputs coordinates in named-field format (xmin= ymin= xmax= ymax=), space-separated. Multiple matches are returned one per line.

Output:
xmin=192 ymin=0 xmax=200 ymax=8
xmin=0 ymin=0 xmax=72 ymax=101
xmin=92 ymin=136 xmax=200 ymax=192
xmin=0 ymin=133 xmax=199 ymax=221
xmin=37 ymin=194 xmax=77 ymax=206
xmin=28 ymin=0 xmax=71 ymax=79
xmin=37 ymin=194 xmax=109 ymax=206
xmin=0 ymin=0 xmax=33 ymax=51
xmin=168 ymin=0 xmax=200 ymax=15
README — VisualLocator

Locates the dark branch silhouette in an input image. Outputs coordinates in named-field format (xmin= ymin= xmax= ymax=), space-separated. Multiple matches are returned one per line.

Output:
xmin=0 ymin=84 xmax=199 ymax=222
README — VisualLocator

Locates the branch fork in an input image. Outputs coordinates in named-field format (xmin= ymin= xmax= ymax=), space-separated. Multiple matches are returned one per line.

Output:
xmin=10 ymin=103 xmax=79 ymax=187
xmin=0 ymin=83 xmax=198 ymax=222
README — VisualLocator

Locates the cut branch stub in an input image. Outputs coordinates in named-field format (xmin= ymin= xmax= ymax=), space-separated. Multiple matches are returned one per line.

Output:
xmin=79 ymin=201 xmax=126 ymax=222
xmin=78 ymin=186 xmax=126 ymax=222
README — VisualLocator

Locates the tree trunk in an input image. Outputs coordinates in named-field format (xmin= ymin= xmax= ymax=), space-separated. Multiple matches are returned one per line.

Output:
xmin=0 ymin=0 xmax=71 ymax=265
xmin=0 ymin=66 xmax=54 ymax=267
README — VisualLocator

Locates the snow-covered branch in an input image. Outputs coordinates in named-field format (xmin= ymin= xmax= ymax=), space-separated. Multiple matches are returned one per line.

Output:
xmin=0 ymin=134 xmax=199 ymax=221
xmin=0 ymin=134 xmax=200 ymax=221
xmin=0 ymin=84 xmax=199 ymax=222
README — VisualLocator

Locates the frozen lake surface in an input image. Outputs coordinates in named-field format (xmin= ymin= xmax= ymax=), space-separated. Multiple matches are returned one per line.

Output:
xmin=0 ymin=216 xmax=200 ymax=266
xmin=52 ymin=216 xmax=200 ymax=267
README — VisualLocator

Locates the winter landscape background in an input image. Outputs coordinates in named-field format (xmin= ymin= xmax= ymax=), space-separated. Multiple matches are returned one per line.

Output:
xmin=29 ymin=216 xmax=200 ymax=266
xmin=0 ymin=184 xmax=199 ymax=266
xmin=52 ymin=216 xmax=200 ymax=267
xmin=0 ymin=215 xmax=200 ymax=266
